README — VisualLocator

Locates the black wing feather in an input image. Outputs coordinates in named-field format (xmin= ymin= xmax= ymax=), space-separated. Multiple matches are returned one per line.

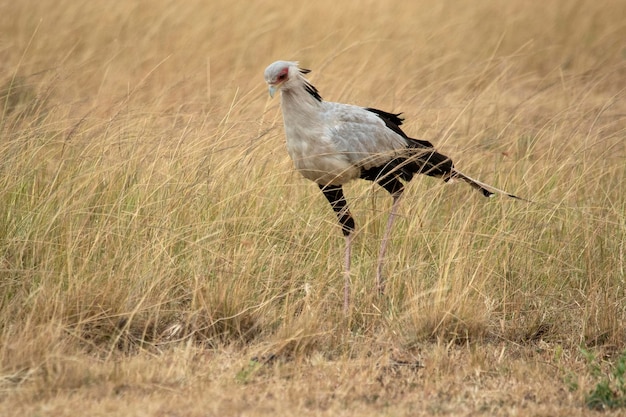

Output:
xmin=365 ymin=107 xmax=405 ymax=127
xmin=365 ymin=108 xmax=434 ymax=148
xmin=363 ymin=108 xmax=512 ymax=199
xmin=362 ymin=107 xmax=454 ymax=182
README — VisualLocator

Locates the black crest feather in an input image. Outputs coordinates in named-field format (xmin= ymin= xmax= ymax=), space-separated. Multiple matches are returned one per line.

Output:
xmin=304 ymin=81 xmax=322 ymax=102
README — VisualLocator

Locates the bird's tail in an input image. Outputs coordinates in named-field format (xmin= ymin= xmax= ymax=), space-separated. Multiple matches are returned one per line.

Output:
xmin=449 ymin=169 xmax=529 ymax=201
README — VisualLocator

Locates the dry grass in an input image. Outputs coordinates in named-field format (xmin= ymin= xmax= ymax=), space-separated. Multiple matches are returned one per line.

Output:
xmin=0 ymin=0 xmax=625 ymax=415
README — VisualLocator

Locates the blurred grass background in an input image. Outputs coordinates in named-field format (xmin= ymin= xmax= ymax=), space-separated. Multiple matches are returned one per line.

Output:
xmin=0 ymin=0 xmax=625 ymax=414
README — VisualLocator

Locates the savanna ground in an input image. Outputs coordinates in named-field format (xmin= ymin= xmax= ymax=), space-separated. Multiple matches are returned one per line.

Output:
xmin=1 ymin=0 xmax=625 ymax=415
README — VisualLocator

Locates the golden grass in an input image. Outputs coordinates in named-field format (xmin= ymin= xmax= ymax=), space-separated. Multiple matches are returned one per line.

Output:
xmin=1 ymin=0 xmax=625 ymax=415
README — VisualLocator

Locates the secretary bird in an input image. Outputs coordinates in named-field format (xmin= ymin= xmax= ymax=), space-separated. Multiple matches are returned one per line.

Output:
xmin=264 ymin=60 xmax=522 ymax=312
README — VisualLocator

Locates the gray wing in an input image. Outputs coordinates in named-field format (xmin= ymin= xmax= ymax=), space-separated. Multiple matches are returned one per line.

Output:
xmin=322 ymin=102 xmax=409 ymax=170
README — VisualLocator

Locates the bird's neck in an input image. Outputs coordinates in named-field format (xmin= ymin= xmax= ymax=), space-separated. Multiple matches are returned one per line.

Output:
xmin=279 ymin=84 xmax=323 ymax=124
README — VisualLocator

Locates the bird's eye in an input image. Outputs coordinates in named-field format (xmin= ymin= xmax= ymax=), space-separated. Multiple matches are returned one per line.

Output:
xmin=277 ymin=69 xmax=288 ymax=82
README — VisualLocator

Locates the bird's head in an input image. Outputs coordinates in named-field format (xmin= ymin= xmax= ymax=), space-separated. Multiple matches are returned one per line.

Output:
xmin=264 ymin=60 xmax=313 ymax=98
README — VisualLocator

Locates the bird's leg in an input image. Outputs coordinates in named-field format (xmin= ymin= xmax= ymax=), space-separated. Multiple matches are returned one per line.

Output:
xmin=376 ymin=193 xmax=402 ymax=294
xmin=343 ymin=234 xmax=352 ymax=314
xmin=372 ymin=176 xmax=405 ymax=295
xmin=319 ymin=184 xmax=355 ymax=313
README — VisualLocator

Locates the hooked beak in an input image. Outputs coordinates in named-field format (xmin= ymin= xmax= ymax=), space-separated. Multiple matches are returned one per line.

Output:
xmin=268 ymin=84 xmax=278 ymax=98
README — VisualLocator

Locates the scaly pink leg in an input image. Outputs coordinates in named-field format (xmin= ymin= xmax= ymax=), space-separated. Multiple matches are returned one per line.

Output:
xmin=343 ymin=234 xmax=352 ymax=314
xmin=376 ymin=195 xmax=402 ymax=294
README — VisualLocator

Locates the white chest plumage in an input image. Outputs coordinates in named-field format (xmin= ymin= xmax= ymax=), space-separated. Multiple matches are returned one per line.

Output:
xmin=280 ymin=92 xmax=360 ymax=186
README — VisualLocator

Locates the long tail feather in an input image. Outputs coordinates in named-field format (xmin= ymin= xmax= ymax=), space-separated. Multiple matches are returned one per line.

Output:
xmin=451 ymin=169 xmax=531 ymax=202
